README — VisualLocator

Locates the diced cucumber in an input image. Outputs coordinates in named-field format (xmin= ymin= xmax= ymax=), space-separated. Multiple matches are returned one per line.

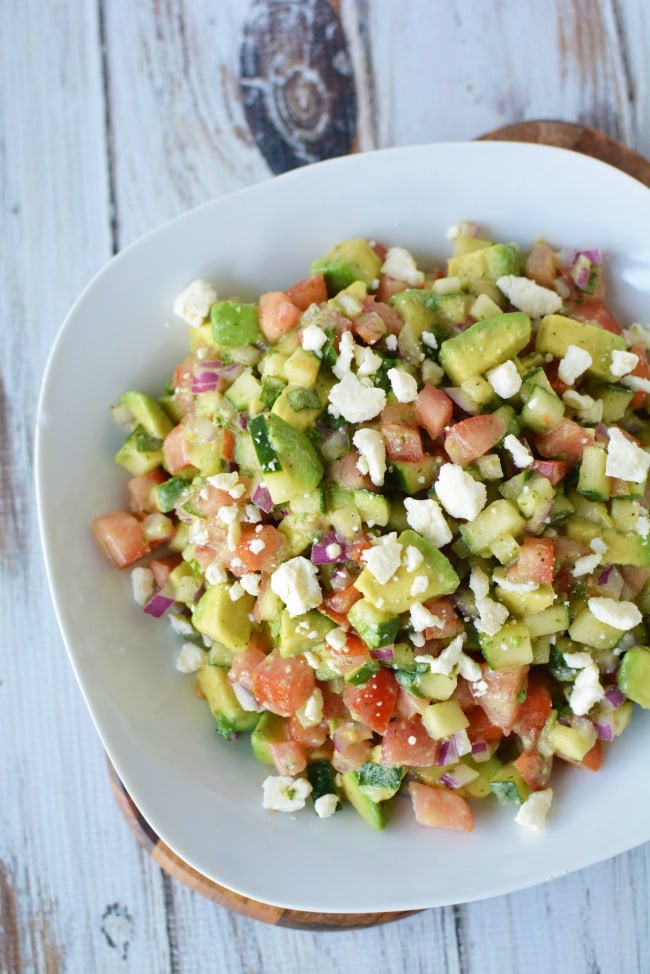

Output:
xmin=358 ymin=763 xmax=404 ymax=802
xmin=547 ymin=719 xmax=597 ymax=762
xmin=307 ymin=760 xmax=339 ymax=803
xmin=520 ymin=384 xmax=565 ymax=433
xmin=340 ymin=769 xmax=387 ymax=830
xmin=489 ymin=763 xmax=530 ymax=805
xmin=196 ymin=665 xmax=259 ymax=736
xmin=479 ymin=620 xmax=533 ymax=668
xmin=568 ymin=607 xmax=623 ymax=651
xmin=460 ymin=499 xmax=526 ymax=555
xmin=617 ymin=647 xmax=650 ymax=708
xmin=421 ymin=700 xmax=469 ymax=739
xmin=251 ymin=712 xmax=288 ymax=764
xmin=385 ymin=455 xmax=439 ymax=494
xmin=348 ymin=598 xmax=400 ymax=649
xmin=119 ymin=390 xmax=174 ymax=439
xmin=155 ymin=475 xmax=190 ymax=512
xmin=277 ymin=609 xmax=335 ymax=658
xmin=524 ymin=604 xmax=570 ymax=638
xmin=577 ymin=445 xmax=610 ymax=501
xmin=283 ymin=348 xmax=321 ymax=387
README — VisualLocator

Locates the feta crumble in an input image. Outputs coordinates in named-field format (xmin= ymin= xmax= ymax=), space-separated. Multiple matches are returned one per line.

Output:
xmin=610 ymin=349 xmax=639 ymax=378
xmin=558 ymin=344 xmax=592 ymax=385
xmin=410 ymin=602 xmax=443 ymax=632
xmin=314 ymin=794 xmax=339 ymax=819
xmin=175 ymin=642 xmax=206 ymax=674
xmin=131 ymin=566 xmax=154 ymax=606
xmin=328 ymin=372 xmax=387 ymax=423
xmin=605 ymin=427 xmax=650 ymax=483
xmin=387 ymin=367 xmax=418 ymax=403
xmin=496 ymin=275 xmax=562 ymax=317
xmin=572 ymin=553 xmax=602 ymax=577
xmin=332 ymin=330 xmax=356 ymax=380
xmin=262 ymin=776 xmax=312 ymax=813
xmin=355 ymin=345 xmax=383 ymax=377
xmin=173 ymin=279 xmax=217 ymax=328
xmin=486 ymin=360 xmax=522 ymax=399
xmin=435 ymin=463 xmax=487 ymax=520
xmin=404 ymin=545 xmax=424 ymax=572
xmin=404 ymin=497 xmax=453 ymax=547
xmin=381 ymin=246 xmax=424 ymax=287
xmin=270 ymin=557 xmax=322 ymax=617
xmin=301 ymin=323 xmax=328 ymax=353
xmin=353 ymin=428 xmax=386 ymax=486
xmin=503 ymin=434 xmax=533 ymax=469
xmin=515 ymin=788 xmax=553 ymax=830
xmin=361 ymin=537 xmax=403 ymax=585
xmin=587 ymin=596 xmax=642 ymax=630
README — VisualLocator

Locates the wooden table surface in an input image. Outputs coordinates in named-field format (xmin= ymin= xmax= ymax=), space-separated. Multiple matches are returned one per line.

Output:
xmin=3 ymin=1 xmax=649 ymax=971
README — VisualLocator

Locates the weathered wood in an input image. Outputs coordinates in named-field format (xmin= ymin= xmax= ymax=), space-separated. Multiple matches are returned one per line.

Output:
xmin=3 ymin=0 xmax=650 ymax=970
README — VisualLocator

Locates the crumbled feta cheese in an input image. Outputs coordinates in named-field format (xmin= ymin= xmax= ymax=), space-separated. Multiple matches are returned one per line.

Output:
xmin=515 ymin=788 xmax=553 ymax=830
xmin=232 ymin=682 xmax=264 ymax=712
xmin=410 ymin=602 xmax=442 ymax=632
xmin=590 ymin=537 xmax=607 ymax=554
xmin=563 ymin=650 xmax=593 ymax=669
xmin=173 ymin=279 xmax=217 ymax=328
xmin=404 ymin=497 xmax=453 ymax=547
xmin=623 ymin=323 xmax=650 ymax=349
xmin=404 ymin=545 xmax=424 ymax=572
xmin=301 ymin=323 xmax=328 ymax=353
xmin=262 ymin=776 xmax=312 ymax=813
xmin=387 ymin=367 xmax=418 ymax=403
xmin=564 ymin=654 xmax=604 ymax=715
xmin=240 ymin=573 xmax=261 ymax=596
xmin=435 ymin=463 xmax=487 ymax=520
xmin=249 ymin=538 xmax=266 ymax=555
xmin=496 ymin=275 xmax=562 ymax=317
xmin=361 ymin=538 xmax=403 ymax=584
xmin=296 ymin=688 xmax=324 ymax=728
xmin=243 ymin=504 xmax=262 ymax=524
xmin=486 ymin=360 xmax=522 ymax=399
xmin=314 ymin=793 xmax=339 ymax=819
xmin=562 ymin=388 xmax=603 ymax=424
xmin=332 ymin=330 xmax=356 ymax=379
xmin=558 ymin=344 xmax=592 ymax=385
xmin=572 ymin=553 xmax=602 ymax=577
xmin=587 ymin=596 xmax=642 ymax=630
xmin=458 ymin=653 xmax=482 ymax=683
xmin=610 ymin=349 xmax=639 ymax=378
xmin=352 ymin=428 xmax=386 ymax=486
xmin=229 ymin=580 xmax=245 ymax=601
xmin=217 ymin=504 xmax=241 ymax=550
xmin=415 ymin=634 xmax=465 ymax=674
xmin=381 ymin=246 xmax=424 ymax=287
xmin=326 ymin=542 xmax=342 ymax=559
xmin=168 ymin=612 xmax=195 ymax=636
xmin=503 ymin=433 xmax=534 ymax=468
xmin=469 ymin=566 xmax=490 ymax=601
xmin=175 ymin=642 xmax=207 ymax=674
xmin=605 ymin=427 xmax=650 ymax=483
xmin=131 ymin=566 xmax=154 ymax=606
xmin=622 ymin=374 xmax=650 ymax=394
xmin=270 ymin=557 xmax=322 ymax=617
xmin=325 ymin=627 xmax=348 ymax=651
xmin=207 ymin=471 xmax=241 ymax=496
xmin=421 ymin=331 xmax=438 ymax=350
xmin=205 ymin=559 xmax=228 ymax=588
xmin=492 ymin=567 xmax=538 ymax=594
xmin=337 ymin=292 xmax=363 ymax=317
xmin=421 ymin=360 xmax=444 ymax=385
xmin=636 ymin=515 xmax=650 ymax=538
xmin=328 ymin=372 xmax=387 ymax=423
xmin=470 ymin=568 xmax=509 ymax=636
xmin=355 ymin=345 xmax=383 ymax=377
xmin=385 ymin=334 xmax=398 ymax=351
xmin=189 ymin=522 xmax=210 ymax=546
xmin=410 ymin=575 xmax=429 ymax=597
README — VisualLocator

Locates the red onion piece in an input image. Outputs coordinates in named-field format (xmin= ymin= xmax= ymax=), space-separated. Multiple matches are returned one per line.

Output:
xmin=439 ymin=772 xmax=456 ymax=789
xmin=310 ymin=533 xmax=348 ymax=564
xmin=143 ymin=592 xmax=175 ymax=617
xmin=437 ymin=737 xmax=458 ymax=766
xmin=555 ymin=247 xmax=578 ymax=267
xmin=370 ymin=646 xmax=395 ymax=662
xmin=330 ymin=566 xmax=354 ymax=591
xmin=602 ymin=685 xmax=627 ymax=710
xmin=251 ymin=483 xmax=274 ymax=513
xmin=595 ymin=716 xmax=615 ymax=742
xmin=580 ymin=248 xmax=602 ymax=265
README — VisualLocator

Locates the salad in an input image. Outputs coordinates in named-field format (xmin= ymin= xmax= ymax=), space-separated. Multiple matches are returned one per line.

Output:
xmin=93 ymin=224 xmax=650 ymax=833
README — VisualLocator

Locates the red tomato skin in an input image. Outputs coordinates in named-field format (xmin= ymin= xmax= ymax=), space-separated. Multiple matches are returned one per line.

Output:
xmin=284 ymin=273 xmax=328 ymax=310
xmin=380 ymin=716 xmax=440 ymax=767
xmin=92 ymin=511 xmax=150 ymax=568
xmin=414 ymin=385 xmax=454 ymax=441
xmin=507 ymin=537 xmax=555 ymax=585
xmin=232 ymin=525 xmax=287 ymax=574
xmin=128 ymin=469 xmax=167 ymax=515
xmin=162 ymin=423 xmax=194 ymax=475
xmin=351 ymin=311 xmax=387 ymax=345
xmin=513 ymin=751 xmax=551 ymax=790
xmin=382 ymin=423 xmax=424 ymax=463
xmin=568 ymin=300 xmax=623 ymax=335
xmin=581 ymin=739 xmax=603 ymax=771
xmin=409 ymin=781 xmax=474 ymax=832
xmin=342 ymin=666 xmax=399 ymax=734
xmin=444 ymin=413 xmax=508 ymax=466
xmin=512 ymin=671 xmax=553 ymax=748
xmin=269 ymin=740 xmax=307 ymax=776
xmin=376 ymin=275 xmax=409 ymax=303
xmin=228 ymin=645 xmax=267 ymax=692
xmin=470 ymin=666 xmax=529 ymax=735
xmin=251 ymin=651 xmax=315 ymax=717
xmin=530 ymin=458 xmax=572 ymax=485
xmin=319 ymin=584 xmax=362 ymax=626
xmin=535 ymin=418 xmax=595 ymax=462
xmin=421 ymin=598 xmax=465 ymax=640
xmin=327 ymin=451 xmax=376 ymax=491
xmin=466 ymin=706 xmax=503 ymax=745
xmin=258 ymin=291 xmax=302 ymax=342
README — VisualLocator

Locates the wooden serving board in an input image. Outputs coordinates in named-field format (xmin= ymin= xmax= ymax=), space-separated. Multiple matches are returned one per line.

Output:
xmin=108 ymin=121 xmax=650 ymax=929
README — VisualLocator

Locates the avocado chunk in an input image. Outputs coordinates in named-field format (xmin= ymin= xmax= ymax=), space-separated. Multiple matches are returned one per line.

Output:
xmin=348 ymin=598 xmax=400 ymax=649
xmin=354 ymin=529 xmax=459 ymax=614
xmin=114 ymin=425 xmax=164 ymax=475
xmin=211 ymin=300 xmax=262 ymax=346
xmin=119 ymin=390 xmax=174 ymax=439
xmin=251 ymin=712 xmax=288 ymax=764
xmin=340 ymin=769 xmax=387 ymax=830
xmin=439 ymin=312 xmax=531 ymax=385
xmin=389 ymin=290 xmax=472 ymax=337
xmin=196 ymin=664 xmax=259 ymax=735
xmin=617 ymin=647 xmax=650 ymax=708
xmin=248 ymin=413 xmax=324 ymax=504
xmin=447 ymin=242 xmax=519 ymax=286
xmin=311 ymin=238 xmax=382 ymax=295
xmin=536 ymin=314 xmax=626 ymax=381
xmin=192 ymin=584 xmax=255 ymax=651
xmin=358 ymin=762 xmax=404 ymax=802
xmin=277 ymin=609 xmax=335 ymax=658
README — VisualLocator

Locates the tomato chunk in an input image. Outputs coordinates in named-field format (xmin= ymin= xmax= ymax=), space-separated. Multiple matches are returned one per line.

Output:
xmin=343 ymin=666 xmax=399 ymax=734
xmin=421 ymin=598 xmax=465 ymax=640
xmin=380 ymin=716 xmax=439 ymax=767
xmin=444 ymin=412 xmax=508 ymax=466
xmin=513 ymin=751 xmax=551 ymax=791
xmin=269 ymin=740 xmax=307 ymax=776
xmin=409 ymin=781 xmax=474 ymax=832
xmin=284 ymin=273 xmax=328 ymax=310
xmin=512 ymin=671 xmax=553 ymax=748
xmin=233 ymin=524 xmax=288 ymax=574
xmin=535 ymin=418 xmax=595 ymax=462
xmin=92 ymin=511 xmax=150 ymax=568
xmin=530 ymin=458 xmax=572 ymax=485
xmin=320 ymin=585 xmax=362 ymax=625
xmin=414 ymin=384 xmax=454 ymax=441
xmin=507 ymin=537 xmax=555 ymax=585
xmin=162 ymin=423 xmax=193 ymax=474
xmin=470 ymin=665 xmax=529 ymax=735
xmin=251 ymin=651 xmax=315 ymax=717
xmin=259 ymin=291 xmax=302 ymax=342
xmin=229 ymin=645 xmax=267 ymax=692
xmin=128 ymin=469 xmax=167 ymax=515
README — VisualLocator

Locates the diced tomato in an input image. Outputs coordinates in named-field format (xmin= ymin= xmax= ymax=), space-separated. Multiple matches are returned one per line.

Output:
xmin=380 ymin=716 xmax=439 ymax=767
xmin=128 ymin=469 xmax=167 ymax=515
xmin=258 ymin=291 xmax=302 ymax=342
xmin=421 ymin=598 xmax=465 ymax=640
xmin=343 ymin=667 xmax=399 ymax=735
xmin=325 ymin=632 xmax=371 ymax=677
xmin=530 ymin=458 xmax=572 ymax=485
xmin=361 ymin=296 xmax=403 ymax=334
xmin=512 ymin=671 xmax=553 ymax=748
xmin=287 ymin=713 xmax=328 ymax=748
xmin=149 ymin=554 xmax=181 ymax=587
xmin=507 ymin=537 xmax=555 ymax=585
xmin=568 ymin=300 xmax=623 ymax=335
xmin=535 ymin=418 xmax=595 ymax=462
xmin=327 ymin=451 xmax=376 ymax=491
xmin=444 ymin=412 xmax=508 ymax=466
xmin=321 ymin=683 xmax=348 ymax=722
xmin=525 ymin=241 xmax=558 ymax=288
xmin=581 ymin=739 xmax=603 ymax=771
xmin=320 ymin=584 xmax=362 ymax=625
xmin=332 ymin=722 xmax=374 ymax=772
xmin=345 ymin=536 xmax=373 ymax=563
xmin=251 ymin=650 xmax=315 ymax=717
xmin=382 ymin=422 xmax=424 ymax=463
xmin=269 ymin=740 xmax=307 ymax=776
xmin=394 ymin=687 xmax=429 ymax=719
xmin=513 ymin=751 xmax=551 ymax=790
xmin=621 ymin=566 xmax=650 ymax=599
xmin=381 ymin=402 xmax=417 ymax=426
xmin=409 ymin=781 xmax=474 ymax=832
xmin=162 ymin=423 xmax=194 ymax=474
xmin=628 ymin=343 xmax=650 ymax=410
xmin=229 ymin=645 xmax=267 ymax=692
xmin=221 ymin=427 xmax=236 ymax=462
xmin=470 ymin=665 xmax=529 ymax=735
xmin=92 ymin=511 xmax=151 ymax=568
xmin=284 ymin=272 xmax=328 ymax=310
xmin=376 ymin=275 xmax=409 ymax=303
xmin=414 ymin=384 xmax=454 ymax=441
xmin=232 ymin=524 xmax=288 ymax=574
xmin=465 ymin=705 xmax=503 ymax=745
xmin=351 ymin=311 xmax=387 ymax=345
xmin=190 ymin=484 xmax=239 ymax=517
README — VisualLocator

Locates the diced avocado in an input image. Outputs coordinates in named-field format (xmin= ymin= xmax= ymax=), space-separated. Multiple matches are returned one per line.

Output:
xmin=278 ymin=512 xmax=326 ymax=557
xmin=285 ymin=387 xmax=322 ymax=412
xmin=248 ymin=413 xmax=324 ymax=504
xmin=447 ymin=242 xmax=520 ymax=286
xmin=389 ymin=290 xmax=472 ymax=337
xmin=439 ymin=312 xmax=531 ymax=385
xmin=489 ymin=763 xmax=530 ymax=805
xmin=348 ymin=598 xmax=400 ymax=649
xmin=307 ymin=760 xmax=340 ymax=804
xmin=251 ymin=712 xmax=288 ymax=764
xmin=460 ymin=499 xmax=526 ymax=556
xmin=358 ymin=762 xmax=404 ymax=802
xmin=311 ymin=238 xmax=382 ymax=295
xmin=617 ymin=647 xmax=650 ymax=708
xmin=196 ymin=665 xmax=259 ymax=736
xmin=536 ymin=314 xmax=626 ymax=381
xmin=271 ymin=386 xmax=324 ymax=431
xmin=119 ymin=390 xmax=174 ymax=439
xmin=283 ymin=348 xmax=321 ymax=388
xmin=211 ymin=300 xmax=262 ymax=346
xmin=479 ymin=620 xmax=533 ymax=669
xmin=155 ymin=475 xmax=190 ymax=513
xmin=354 ymin=529 xmax=459 ymax=614
xmin=568 ymin=607 xmax=623 ymax=651
xmin=260 ymin=376 xmax=286 ymax=407
xmin=115 ymin=425 xmax=164 ymax=475
xmin=421 ymin=700 xmax=469 ymax=739
xmin=277 ymin=609 xmax=335 ymax=658
xmin=495 ymin=583 xmax=555 ymax=616
xmin=192 ymin=584 xmax=255 ymax=651
xmin=340 ymin=769 xmax=387 ymax=830
xmin=547 ymin=718 xmax=597 ymax=762
xmin=225 ymin=371 xmax=263 ymax=410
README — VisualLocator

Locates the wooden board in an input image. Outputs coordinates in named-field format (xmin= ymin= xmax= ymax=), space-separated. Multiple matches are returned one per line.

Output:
xmin=106 ymin=119 xmax=650 ymax=930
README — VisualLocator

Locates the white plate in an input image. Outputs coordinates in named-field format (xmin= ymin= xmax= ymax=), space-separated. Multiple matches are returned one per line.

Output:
xmin=36 ymin=142 xmax=650 ymax=913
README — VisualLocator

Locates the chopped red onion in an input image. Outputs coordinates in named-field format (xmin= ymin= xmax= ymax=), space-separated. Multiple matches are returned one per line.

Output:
xmin=595 ymin=715 xmax=615 ymax=742
xmin=143 ymin=592 xmax=175 ymax=617
xmin=236 ymin=412 xmax=249 ymax=430
xmin=440 ymin=765 xmax=478 ymax=789
xmin=251 ymin=483 xmax=274 ymax=513
xmin=439 ymin=771 xmax=456 ymax=788
xmin=602 ymin=685 xmax=627 ymax=710
xmin=471 ymin=740 xmax=491 ymax=763
xmin=437 ymin=737 xmax=458 ymax=766
xmin=555 ymin=247 xmax=578 ymax=267
xmin=572 ymin=262 xmax=592 ymax=291
xmin=580 ymin=248 xmax=602 ymax=265
xmin=310 ymin=533 xmax=348 ymax=564
xmin=191 ymin=373 xmax=221 ymax=393
xmin=370 ymin=646 xmax=395 ymax=662
xmin=597 ymin=566 xmax=613 ymax=585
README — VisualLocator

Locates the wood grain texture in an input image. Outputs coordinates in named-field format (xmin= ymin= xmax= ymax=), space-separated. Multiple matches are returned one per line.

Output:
xmin=3 ymin=0 xmax=650 ymax=970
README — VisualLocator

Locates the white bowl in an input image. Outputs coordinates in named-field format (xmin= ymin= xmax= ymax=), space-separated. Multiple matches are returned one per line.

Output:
xmin=36 ymin=142 xmax=650 ymax=913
